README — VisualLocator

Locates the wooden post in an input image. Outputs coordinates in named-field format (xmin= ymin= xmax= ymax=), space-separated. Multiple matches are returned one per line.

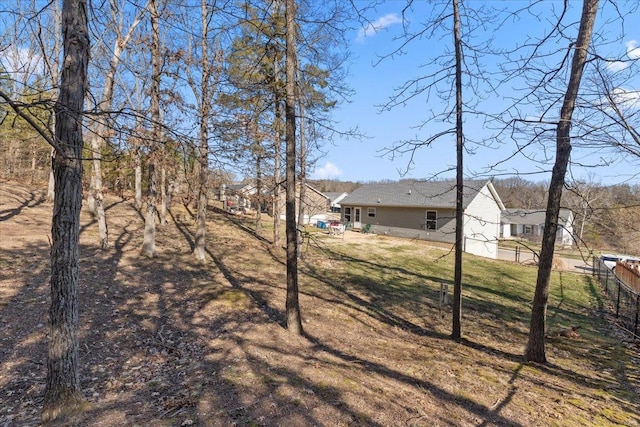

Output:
xmin=616 ymin=281 xmax=621 ymax=318
xmin=440 ymin=282 xmax=449 ymax=306
xmin=634 ymin=294 xmax=639 ymax=339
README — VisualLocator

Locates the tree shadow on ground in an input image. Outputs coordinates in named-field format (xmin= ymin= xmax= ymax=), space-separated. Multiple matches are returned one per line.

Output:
xmin=0 ymin=186 xmax=46 ymax=221
xmin=3 ymin=195 xmax=639 ymax=426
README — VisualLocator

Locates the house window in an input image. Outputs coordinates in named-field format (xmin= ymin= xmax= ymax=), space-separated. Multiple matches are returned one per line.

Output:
xmin=367 ymin=207 xmax=376 ymax=218
xmin=524 ymin=224 xmax=533 ymax=235
xmin=425 ymin=210 xmax=437 ymax=230
xmin=344 ymin=207 xmax=352 ymax=222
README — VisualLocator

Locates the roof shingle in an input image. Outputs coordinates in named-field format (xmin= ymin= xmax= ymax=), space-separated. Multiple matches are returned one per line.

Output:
xmin=341 ymin=180 xmax=489 ymax=209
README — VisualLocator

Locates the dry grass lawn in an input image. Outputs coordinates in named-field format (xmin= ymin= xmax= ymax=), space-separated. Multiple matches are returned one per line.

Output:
xmin=1 ymin=180 xmax=639 ymax=426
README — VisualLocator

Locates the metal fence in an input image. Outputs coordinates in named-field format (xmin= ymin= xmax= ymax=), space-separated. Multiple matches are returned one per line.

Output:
xmin=592 ymin=256 xmax=640 ymax=339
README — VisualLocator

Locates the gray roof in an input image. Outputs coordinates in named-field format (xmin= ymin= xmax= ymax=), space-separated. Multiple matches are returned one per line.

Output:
xmin=341 ymin=180 xmax=496 ymax=209
xmin=226 ymin=183 xmax=256 ymax=194
xmin=502 ymin=208 xmax=573 ymax=225
xmin=324 ymin=192 xmax=344 ymax=200
xmin=324 ymin=192 xmax=348 ymax=203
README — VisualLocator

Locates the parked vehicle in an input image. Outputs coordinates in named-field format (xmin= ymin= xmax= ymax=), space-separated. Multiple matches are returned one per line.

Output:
xmin=601 ymin=254 xmax=622 ymax=270
xmin=600 ymin=253 xmax=640 ymax=272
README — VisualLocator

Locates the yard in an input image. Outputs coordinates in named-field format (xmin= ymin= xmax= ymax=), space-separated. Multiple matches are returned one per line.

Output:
xmin=1 ymin=180 xmax=639 ymax=426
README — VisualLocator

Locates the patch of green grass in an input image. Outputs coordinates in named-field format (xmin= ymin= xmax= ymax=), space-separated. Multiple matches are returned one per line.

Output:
xmin=598 ymin=406 xmax=636 ymax=425
xmin=303 ymin=236 xmax=640 ymax=415
xmin=218 ymin=289 xmax=249 ymax=304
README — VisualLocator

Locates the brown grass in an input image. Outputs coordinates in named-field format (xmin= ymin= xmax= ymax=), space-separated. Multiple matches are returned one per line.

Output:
xmin=1 ymin=180 xmax=639 ymax=426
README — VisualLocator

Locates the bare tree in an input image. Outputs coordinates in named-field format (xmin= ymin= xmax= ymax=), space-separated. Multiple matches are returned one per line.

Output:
xmin=33 ymin=0 xmax=62 ymax=201
xmin=0 ymin=1 xmax=60 ymax=191
xmin=85 ymin=0 xmax=148 ymax=250
xmin=121 ymin=76 xmax=148 ymax=210
xmin=525 ymin=0 xmax=599 ymax=363
xmin=451 ymin=0 xmax=464 ymax=341
xmin=285 ymin=0 xmax=303 ymax=335
xmin=141 ymin=0 xmax=161 ymax=258
xmin=273 ymin=60 xmax=283 ymax=247
xmin=186 ymin=0 xmax=222 ymax=262
xmin=378 ymin=0 xmax=497 ymax=340
xmin=42 ymin=0 xmax=90 ymax=420
xmin=296 ymin=49 xmax=307 ymax=259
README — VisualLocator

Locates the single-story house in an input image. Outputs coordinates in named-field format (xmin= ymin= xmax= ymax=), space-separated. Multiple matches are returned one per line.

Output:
xmin=500 ymin=208 xmax=574 ymax=246
xmin=220 ymin=182 xmax=274 ymax=213
xmin=278 ymin=182 xmax=330 ymax=225
xmin=324 ymin=192 xmax=349 ymax=213
xmin=340 ymin=180 xmax=505 ymax=259
xmin=220 ymin=183 xmax=257 ymax=211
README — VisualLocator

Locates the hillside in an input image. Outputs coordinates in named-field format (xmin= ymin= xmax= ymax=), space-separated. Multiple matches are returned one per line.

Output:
xmin=1 ymin=180 xmax=639 ymax=426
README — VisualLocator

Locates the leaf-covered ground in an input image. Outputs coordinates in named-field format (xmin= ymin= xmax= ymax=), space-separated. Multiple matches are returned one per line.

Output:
xmin=1 ymin=180 xmax=639 ymax=426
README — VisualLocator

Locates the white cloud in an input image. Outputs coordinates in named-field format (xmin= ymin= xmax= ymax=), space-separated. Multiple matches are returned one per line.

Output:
xmin=606 ymin=60 xmax=628 ymax=72
xmin=611 ymin=87 xmax=640 ymax=108
xmin=626 ymin=40 xmax=640 ymax=60
xmin=357 ymin=13 xmax=403 ymax=42
xmin=605 ymin=40 xmax=640 ymax=72
xmin=313 ymin=161 xmax=342 ymax=179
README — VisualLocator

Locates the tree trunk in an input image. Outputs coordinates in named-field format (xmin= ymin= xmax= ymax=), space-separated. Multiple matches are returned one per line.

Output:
xmin=46 ymin=2 xmax=61 ymax=203
xmin=141 ymin=0 xmax=161 ymax=258
xmin=30 ymin=144 xmax=37 ymax=184
xmin=160 ymin=163 xmax=167 ymax=226
xmin=297 ymin=98 xmax=306 ymax=259
xmin=194 ymin=174 xmax=207 ymax=261
xmin=285 ymin=0 xmax=303 ymax=335
xmin=255 ymin=154 xmax=263 ymax=234
xmin=90 ymin=133 xmax=108 ymax=249
xmin=85 ymin=3 xmax=143 ymax=249
xmin=525 ymin=0 xmax=598 ymax=363
xmin=451 ymin=0 xmax=464 ymax=342
xmin=272 ymin=52 xmax=282 ymax=247
xmin=42 ymin=0 xmax=89 ymax=421
xmin=86 ymin=173 xmax=96 ymax=214
xmin=194 ymin=0 xmax=211 ymax=262
xmin=142 ymin=161 xmax=158 ymax=258
xmin=47 ymin=152 xmax=55 ymax=201
xmin=134 ymin=142 xmax=142 ymax=209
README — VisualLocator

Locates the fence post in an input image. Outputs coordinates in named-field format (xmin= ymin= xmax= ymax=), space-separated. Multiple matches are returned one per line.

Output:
xmin=605 ymin=268 xmax=609 ymax=295
xmin=515 ymin=246 xmax=519 ymax=263
xmin=616 ymin=281 xmax=621 ymax=318
xmin=635 ymin=294 xmax=639 ymax=339
xmin=440 ymin=282 xmax=449 ymax=306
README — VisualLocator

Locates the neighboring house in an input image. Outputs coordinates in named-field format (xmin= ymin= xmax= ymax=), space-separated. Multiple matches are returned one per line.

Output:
xmin=501 ymin=208 xmax=574 ymax=246
xmin=278 ymin=182 xmax=330 ymax=225
xmin=221 ymin=183 xmax=273 ymax=212
xmin=324 ymin=192 xmax=349 ymax=213
xmin=340 ymin=180 xmax=505 ymax=259
xmin=222 ymin=183 xmax=257 ymax=211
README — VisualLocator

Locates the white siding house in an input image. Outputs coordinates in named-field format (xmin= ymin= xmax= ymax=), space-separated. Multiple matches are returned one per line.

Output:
xmin=463 ymin=184 xmax=504 ymax=259
xmin=501 ymin=208 xmax=575 ymax=246
xmin=324 ymin=192 xmax=349 ymax=212
xmin=340 ymin=180 xmax=505 ymax=259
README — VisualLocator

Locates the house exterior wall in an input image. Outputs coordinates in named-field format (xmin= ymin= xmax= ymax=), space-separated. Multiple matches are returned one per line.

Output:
xmin=463 ymin=185 xmax=501 ymax=259
xmin=561 ymin=213 xmax=574 ymax=245
xmin=299 ymin=189 xmax=327 ymax=217
xmin=341 ymin=205 xmax=458 ymax=244
xmin=278 ymin=184 xmax=329 ymax=225
xmin=340 ymin=182 xmax=503 ymax=259
xmin=501 ymin=211 xmax=574 ymax=247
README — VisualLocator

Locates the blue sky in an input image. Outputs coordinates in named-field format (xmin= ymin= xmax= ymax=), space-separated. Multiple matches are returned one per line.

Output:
xmin=310 ymin=1 xmax=640 ymax=185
